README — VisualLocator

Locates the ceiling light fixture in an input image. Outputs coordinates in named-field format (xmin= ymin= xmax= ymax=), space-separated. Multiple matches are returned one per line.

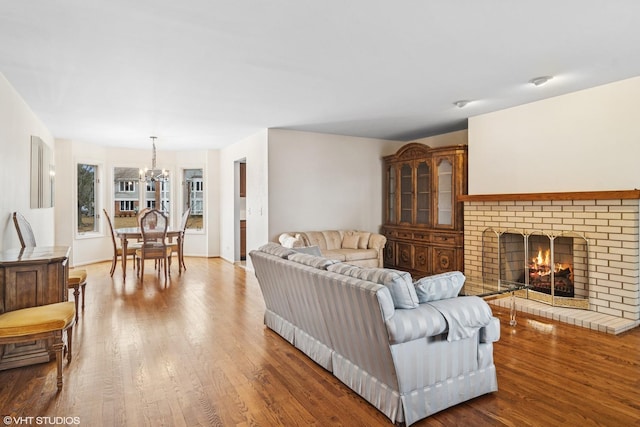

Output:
xmin=453 ymin=100 xmax=471 ymax=108
xmin=139 ymin=136 xmax=169 ymax=184
xmin=529 ymin=76 xmax=553 ymax=86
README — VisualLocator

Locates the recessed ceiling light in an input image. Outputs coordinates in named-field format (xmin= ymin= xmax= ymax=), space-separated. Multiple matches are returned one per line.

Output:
xmin=529 ymin=76 xmax=553 ymax=86
xmin=453 ymin=100 xmax=471 ymax=108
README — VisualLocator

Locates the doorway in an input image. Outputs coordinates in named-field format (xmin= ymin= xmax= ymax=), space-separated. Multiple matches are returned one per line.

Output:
xmin=235 ymin=159 xmax=247 ymax=266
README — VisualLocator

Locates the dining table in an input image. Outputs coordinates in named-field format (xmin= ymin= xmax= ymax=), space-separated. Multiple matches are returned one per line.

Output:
xmin=115 ymin=227 xmax=183 ymax=279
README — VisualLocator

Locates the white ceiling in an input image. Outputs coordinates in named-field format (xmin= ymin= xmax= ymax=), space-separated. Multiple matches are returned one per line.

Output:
xmin=2 ymin=1 xmax=640 ymax=151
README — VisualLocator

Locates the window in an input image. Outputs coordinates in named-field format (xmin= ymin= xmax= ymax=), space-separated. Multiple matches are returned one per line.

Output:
xmin=77 ymin=163 xmax=98 ymax=234
xmin=119 ymin=181 xmax=135 ymax=192
xmin=183 ymin=168 xmax=204 ymax=230
xmin=119 ymin=201 xmax=135 ymax=212
xmin=113 ymin=167 xmax=140 ymax=228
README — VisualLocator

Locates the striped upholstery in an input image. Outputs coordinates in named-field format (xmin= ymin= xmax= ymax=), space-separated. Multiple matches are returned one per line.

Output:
xmin=258 ymin=242 xmax=295 ymax=258
xmin=414 ymin=271 xmax=465 ymax=303
xmin=327 ymin=263 xmax=419 ymax=309
xmin=287 ymin=252 xmax=339 ymax=269
xmin=249 ymin=248 xmax=500 ymax=426
xmin=428 ymin=296 xmax=494 ymax=341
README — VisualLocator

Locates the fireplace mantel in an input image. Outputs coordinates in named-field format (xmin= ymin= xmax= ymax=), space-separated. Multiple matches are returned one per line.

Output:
xmin=459 ymin=189 xmax=640 ymax=202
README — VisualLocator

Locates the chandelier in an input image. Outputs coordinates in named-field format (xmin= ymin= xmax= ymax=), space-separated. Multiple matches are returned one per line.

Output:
xmin=139 ymin=136 xmax=168 ymax=183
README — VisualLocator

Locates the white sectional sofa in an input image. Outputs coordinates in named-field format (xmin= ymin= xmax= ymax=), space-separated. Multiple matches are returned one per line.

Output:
xmin=250 ymin=243 xmax=500 ymax=426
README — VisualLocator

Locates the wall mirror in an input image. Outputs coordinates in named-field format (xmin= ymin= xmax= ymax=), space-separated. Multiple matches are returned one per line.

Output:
xmin=30 ymin=136 xmax=55 ymax=208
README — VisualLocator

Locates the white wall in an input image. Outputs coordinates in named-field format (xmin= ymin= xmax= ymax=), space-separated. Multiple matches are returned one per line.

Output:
xmin=267 ymin=129 xmax=405 ymax=241
xmin=0 ymin=74 xmax=55 ymax=251
xmin=219 ymin=130 xmax=269 ymax=267
xmin=468 ymin=76 xmax=640 ymax=194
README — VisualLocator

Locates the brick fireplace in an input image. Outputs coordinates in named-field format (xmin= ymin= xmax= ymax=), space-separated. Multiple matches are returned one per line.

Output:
xmin=461 ymin=190 xmax=640 ymax=334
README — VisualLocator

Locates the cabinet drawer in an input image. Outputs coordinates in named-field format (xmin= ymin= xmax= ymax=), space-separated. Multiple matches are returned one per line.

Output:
xmin=397 ymin=231 xmax=413 ymax=239
xmin=382 ymin=228 xmax=398 ymax=238
xmin=431 ymin=233 xmax=460 ymax=246
xmin=412 ymin=231 xmax=430 ymax=242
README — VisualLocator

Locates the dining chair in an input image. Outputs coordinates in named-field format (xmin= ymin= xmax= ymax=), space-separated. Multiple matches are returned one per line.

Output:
xmin=103 ymin=208 xmax=141 ymax=277
xmin=137 ymin=207 xmax=151 ymax=227
xmin=135 ymin=209 xmax=172 ymax=283
xmin=169 ymin=207 xmax=190 ymax=273
xmin=12 ymin=211 xmax=37 ymax=247
xmin=12 ymin=211 xmax=88 ymax=322
xmin=135 ymin=207 xmax=151 ymax=243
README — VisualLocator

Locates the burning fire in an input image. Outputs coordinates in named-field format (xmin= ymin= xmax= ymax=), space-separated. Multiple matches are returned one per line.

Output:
xmin=530 ymin=248 xmax=570 ymax=277
xmin=532 ymin=249 xmax=550 ymax=270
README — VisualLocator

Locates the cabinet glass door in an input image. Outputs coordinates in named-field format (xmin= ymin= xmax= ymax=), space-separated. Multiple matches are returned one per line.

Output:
xmin=416 ymin=161 xmax=430 ymax=225
xmin=400 ymin=163 xmax=413 ymax=223
xmin=436 ymin=158 xmax=453 ymax=226
xmin=387 ymin=164 xmax=396 ymax=223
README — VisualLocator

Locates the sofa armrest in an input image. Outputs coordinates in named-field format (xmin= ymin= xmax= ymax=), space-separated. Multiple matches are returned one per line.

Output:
xmin=368 ymin=233 xmax=387 ymax=268
xmin=385 ymin=304 xmax=448 ymax=345
xmin=368 ymin=233 xmax=387 ymax=250
xmin=480 ymin=316 xmax=501 ymax=343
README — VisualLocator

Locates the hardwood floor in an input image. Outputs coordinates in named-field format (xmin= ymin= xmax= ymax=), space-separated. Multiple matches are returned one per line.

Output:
xmin=1 ymin=258 xmax=638 ymax=426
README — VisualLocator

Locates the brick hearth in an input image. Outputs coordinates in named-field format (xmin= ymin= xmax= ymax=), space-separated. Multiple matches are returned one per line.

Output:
xmin=461 ymin=190 xmax=640 ymax=334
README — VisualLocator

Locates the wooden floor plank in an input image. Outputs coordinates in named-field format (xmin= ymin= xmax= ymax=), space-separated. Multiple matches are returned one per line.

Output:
xmin=0 ymin=257 xmax=638 ymax=426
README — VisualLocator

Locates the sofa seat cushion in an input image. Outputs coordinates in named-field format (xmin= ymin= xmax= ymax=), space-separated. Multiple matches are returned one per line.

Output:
xmin=327 ymin=263 xmax=419 ymax=309
xmin=323 ymin=248 xmax=378 ymax=262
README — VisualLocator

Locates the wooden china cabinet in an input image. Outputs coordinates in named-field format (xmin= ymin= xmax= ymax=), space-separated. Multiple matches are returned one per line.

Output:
xmin=381 ymin=143 xmax=467 ymax=278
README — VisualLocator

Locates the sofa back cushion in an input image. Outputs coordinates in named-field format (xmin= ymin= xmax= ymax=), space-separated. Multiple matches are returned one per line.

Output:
xmin=413 ymin=271 xmax=465 ymax=303
xmin=291 ymin=245 xmax=322 ymax=256
xmin=304 ymin=230 xmax=344 ymax=250
xmin=288 ymin=252 xmax=340 ymax=270
xmin=357 ymin=231 xmax=371 ymax=249
xmin=259 ymin=242 xmax=296 ymax=258
xmin=327 ymin=263 xmax=419 ymax=309
xmin=342 ymin=231 xmax=360 ymax=249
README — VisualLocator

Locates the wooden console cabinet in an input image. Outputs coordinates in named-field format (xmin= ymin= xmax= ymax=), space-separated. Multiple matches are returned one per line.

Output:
xmin=381 ymin=144 xmax=467 ymax=278
xmin=0 ymin=246 xmax=69 ymax=370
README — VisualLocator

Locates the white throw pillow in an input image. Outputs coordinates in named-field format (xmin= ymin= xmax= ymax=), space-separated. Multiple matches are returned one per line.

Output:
xmin=279 ymin=233 xmax=306 ymax=248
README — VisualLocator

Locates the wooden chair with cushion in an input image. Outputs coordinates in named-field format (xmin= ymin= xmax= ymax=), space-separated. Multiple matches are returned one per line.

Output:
xmin=12 ymin=211 xmax=87 ymax=322
xmin=0 ymin=301 xmax=75 ymax=390
xmin=103 ymin=208 xmax=141 ymax=277
xmin=136 ymin=209 xmax=172 ymax=283
xmin=169 ymin=207 xmax=190 ymax=273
